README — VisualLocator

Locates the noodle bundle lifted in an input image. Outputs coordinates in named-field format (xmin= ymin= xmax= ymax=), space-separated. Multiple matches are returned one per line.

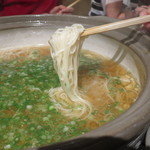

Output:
xmin=48 ymin=24 xmax=92 ymax=119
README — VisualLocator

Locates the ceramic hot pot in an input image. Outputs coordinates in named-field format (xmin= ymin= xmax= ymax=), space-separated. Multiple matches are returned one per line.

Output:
xmin=0 ymin=15 xmax=150 ymax=150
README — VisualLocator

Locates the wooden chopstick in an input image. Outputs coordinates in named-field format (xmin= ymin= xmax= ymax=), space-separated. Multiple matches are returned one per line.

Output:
xmin=81 ymin=15 xmax=150 ymax=37
xmin=67 ymin=0 xmax=81 ymax=8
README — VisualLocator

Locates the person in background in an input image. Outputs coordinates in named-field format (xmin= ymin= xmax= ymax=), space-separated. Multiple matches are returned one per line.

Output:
xmin=0 ymin=0 xmax=74 ymax=16
xmin=89 ymin=0 xmax=150 ymax=32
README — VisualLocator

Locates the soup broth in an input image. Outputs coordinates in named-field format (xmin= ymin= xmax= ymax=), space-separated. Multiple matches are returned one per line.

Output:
xmin=0 ymin=46 xmax=141 ymax=150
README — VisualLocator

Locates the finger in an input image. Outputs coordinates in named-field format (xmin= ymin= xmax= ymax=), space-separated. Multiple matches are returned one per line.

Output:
xmin=144 ymin=22 xmax=150 ymax=32
xmin=135 ymin=7 xmax=145 ymax=12
xmin=50 ymin=6 xmax=61 ymax=14
xmin=139 ymin=10 xmax=148 ymax=16
xmin=148 ymin=8 xmax=150 ymax=14
xmin=60 ymin=8 xmax=74 ymax=14
xmin=50 ymin=5 xmax=66 ymax=14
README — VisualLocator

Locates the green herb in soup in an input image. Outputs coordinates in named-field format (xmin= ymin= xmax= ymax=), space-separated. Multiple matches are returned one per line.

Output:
xmin=0 ymin=46 xmax=140 ymax=150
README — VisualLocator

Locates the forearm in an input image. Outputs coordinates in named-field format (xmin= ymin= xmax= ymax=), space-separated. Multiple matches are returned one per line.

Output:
xmin=105 ymin=1 xmax=125 ymax=19
xmin=105 ymin=1 xmax=138 ymax=19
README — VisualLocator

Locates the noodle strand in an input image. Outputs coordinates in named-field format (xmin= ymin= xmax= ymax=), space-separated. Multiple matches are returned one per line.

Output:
xmin=48 ymin=24 xmax=92 ymax=119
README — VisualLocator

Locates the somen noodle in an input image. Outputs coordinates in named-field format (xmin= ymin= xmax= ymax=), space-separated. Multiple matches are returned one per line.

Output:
xmin=48 ymin=24 xmax=92 ymax=119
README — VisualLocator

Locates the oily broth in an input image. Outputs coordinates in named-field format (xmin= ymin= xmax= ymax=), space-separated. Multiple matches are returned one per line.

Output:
xmin=78 ymin=50 xmax=140 ymax=128
xmin=0 ymin=46 xmax=141 ymax=149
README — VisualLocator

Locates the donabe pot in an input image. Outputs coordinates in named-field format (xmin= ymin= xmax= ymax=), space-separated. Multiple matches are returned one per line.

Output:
xmin=0 ymin=15 xmax=150 ymax=150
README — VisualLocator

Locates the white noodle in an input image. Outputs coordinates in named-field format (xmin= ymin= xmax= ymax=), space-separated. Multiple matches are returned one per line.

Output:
xmin=48 ymin=24 xmax=92 ymax=119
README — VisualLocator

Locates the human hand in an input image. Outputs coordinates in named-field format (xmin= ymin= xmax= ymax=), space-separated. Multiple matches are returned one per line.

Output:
xmin=135 ymin=6 xmax=150 ymax=32
xmin=49 ymin=5 xmax=74 ymax=15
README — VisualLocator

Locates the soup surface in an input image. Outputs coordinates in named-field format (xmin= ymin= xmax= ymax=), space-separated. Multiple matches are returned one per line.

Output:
xmin=0 ymin=46 xmax=141 ymax=150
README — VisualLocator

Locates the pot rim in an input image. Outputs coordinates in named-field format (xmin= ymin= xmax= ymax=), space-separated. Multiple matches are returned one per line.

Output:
xmin=0 ymin=14 xmax=150 ymax=147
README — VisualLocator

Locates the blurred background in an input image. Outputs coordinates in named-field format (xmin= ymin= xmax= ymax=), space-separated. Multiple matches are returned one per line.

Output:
xmin=64 ymin=0 xmax=91 ymax=16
